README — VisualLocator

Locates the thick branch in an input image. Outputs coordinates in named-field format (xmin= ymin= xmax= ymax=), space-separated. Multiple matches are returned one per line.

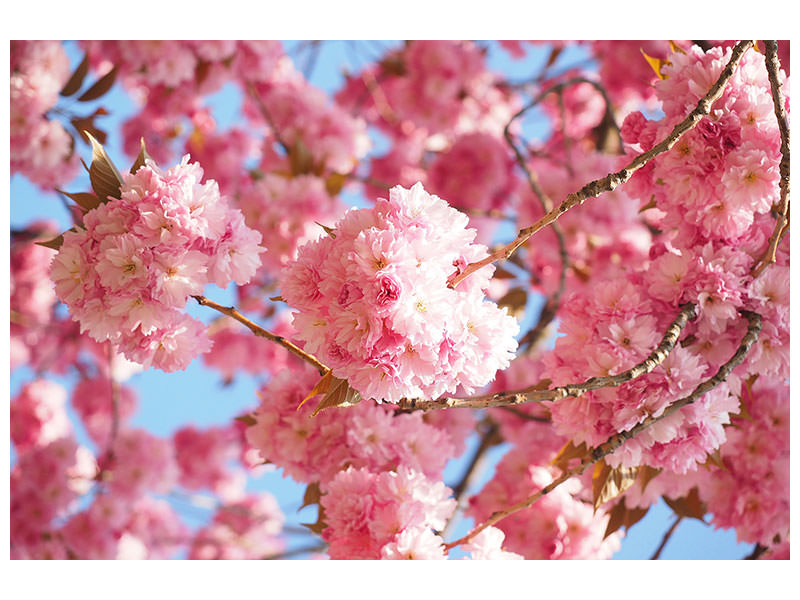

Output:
xmin=192 ymin=295 xmax=328 ymax=375
xmin=449 ymin=40 xmax=755 ymax=288
xmin=444 ymin=310 xmax=761 ymax=550
xmin=397 ymin=303 xmax=696 ymax=412
xmin=751 ymin=40 xmax=790 ymax=277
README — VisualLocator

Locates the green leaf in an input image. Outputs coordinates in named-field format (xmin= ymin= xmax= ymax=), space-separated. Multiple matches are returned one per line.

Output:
xmin=85 ymin=131 xmax=124 ymax=202
xmin=60 ymin=53 xmax=90 ymax=97
xmin=77 ymin=66 xmax=118 ymax=102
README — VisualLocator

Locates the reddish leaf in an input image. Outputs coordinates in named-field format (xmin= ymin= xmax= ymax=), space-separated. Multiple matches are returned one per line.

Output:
xmin=297 ymin=370 xmax=333 ymax=411
xmin=77 ymin=66 xmax=118 ymax=102
xmin=130 ymin=138 xmax=154 ymax=174
xmin=60 ymin=53 xmax=90 ymax=97
xmin=234 ymin=414 xmax=257 ymax=427
xmin=324 ymin=172 xmax=347 ymax=196
xmin=311 ymin=377 xmax=361 ymax=417
xmin=550 ymin=440 xmax=589 ymax=472
xmin=592 ymin=460 xmax=640 ymax=511
xmin=35 ymin=234 xmax=65 ymax=251
xmin=663 ymin=487 xmax=706 ymax=521
xmin=85 ymin=132 xmax=123 ymax=202
xmin=56 ymin=189 xmax=101 ymax=212
xmin=300 ymin=482 xmax=322 ymax=510
xmin=497 ymin=287 xmax=527 ymax=319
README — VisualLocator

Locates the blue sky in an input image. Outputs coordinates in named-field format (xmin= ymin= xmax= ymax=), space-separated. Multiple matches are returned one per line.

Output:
xmin=9 ymin=40 xmax=754 ymax=560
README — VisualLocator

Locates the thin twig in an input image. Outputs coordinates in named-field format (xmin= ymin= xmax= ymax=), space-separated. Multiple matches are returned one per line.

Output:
xmin=751 ymin=40 xmax=790 ymax=277
xmin=192 ymin=295 xmax=328 ymax=376
xmin=262 ymin=543 xmax=328 ymax=560
xmin=448 ymin=40 xmax=755 ymax=289
xmin=650 ymin=515 xmax=683 ymax=560
xmin=397 ymin=303 xmax=696 ymax=412
xmin=247 ymin=83 xmax=291 ymax=154
xmin=502 ymin=82 xmax=571 ymax=347
xmin=444 ymin=310 xmax=761 ymax=550
xmin=442 ymin=421 xmax=502 ymax=538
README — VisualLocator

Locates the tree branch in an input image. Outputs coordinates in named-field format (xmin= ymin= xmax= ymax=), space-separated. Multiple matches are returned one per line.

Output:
xmin=444 ymin=310 xmax=761 ymax=550
xmin=397 ymin=302 xmax=696 ymax=412
xmin=751 ymin=40 xmax=790 ymax=278
xmin=650 ymin=515 xmax=683 ymax=560
xmin=192 ymin=295 xmax=329 ymax=376
xmin=442 ymin=421 xmax=502 ymax=538
xmin=448 ymin=40 xmax=755 ymax=289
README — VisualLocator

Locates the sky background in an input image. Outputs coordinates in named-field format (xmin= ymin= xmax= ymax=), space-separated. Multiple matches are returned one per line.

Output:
xmin=9 ymin=39 xmax=756 ymax=560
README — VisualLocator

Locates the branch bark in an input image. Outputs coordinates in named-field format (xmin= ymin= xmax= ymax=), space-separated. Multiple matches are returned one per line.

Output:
xmin=192 ymin=295 xmax=329 ymax=376
xmin=397 ymin=302 xmax=696 ymax=412
xmin=650 ymin=515 xmax=683 ymax=560
xmin=448 ymin=40 xmax=755 ymax=289
xmin=444 ymin=310 xmax=761 ymax=550
xmin=751 ymin=40 xmax=790 ymax=278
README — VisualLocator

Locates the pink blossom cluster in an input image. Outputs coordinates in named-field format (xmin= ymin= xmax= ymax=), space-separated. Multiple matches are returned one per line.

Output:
xmin=427 ymin=131 xmax=517 ymax=213
xmin=11 ymin=379 xmax=72 ymax=452
xmin=72 ymin=376 xmax=138 ymax=447
xmin=537 ymin=44 xmax=789 ymax=475
xmin=281 ymin=183 xmax=519 ymax=403
xmin=336 ymin=40 xmax=520 ymax=144
xmin=10 ymin=437 xmax=96 ymax=558
xmin=189 ymin=494 xmax=285 ymax=559
xmin=82 ymin=41 xmax=284 ymax=164
xmin=184 ymin=111 xmax=257 ymax=195
xmin=590 ymin=40 xmax=684 ymax=111
xmin=173 ymin=424 xmax=242 ymax=497
xmin=519 ymin=149 xmax=652 ymax=297
xmin=238 ymin=173 xmax=346 ymax=277
xmin=622 ymin=45 xmax=785 ymax=251
xmin=50 ymin=156 xmax=264 ymax=372
xmin=698 ymin=378 xmax=790 ymax=546
xmin=320 ymin=465 xmax=455 ymax=559
xmin=247 ymin=56 xmax=371 ymax=174
xmin=10 ymin=40 xmax=80 ymax=188
xmin=245 ymin=364 xmax=473 ymax=485
xmin=202 ymin=312 xmax=300 ymax=382
xmin=468 ymin=448 xmax=622 ymax=559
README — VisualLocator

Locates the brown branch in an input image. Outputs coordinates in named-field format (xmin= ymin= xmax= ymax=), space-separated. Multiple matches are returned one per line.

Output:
xmin=442 ymin=421 xmax=502 ymax=538
xmin=444 ymin=310 xmax=761 ymax=550
xmin=449 ymin=40 xmax=755 ymax=289
xmin=246 ymin=83 xmax=291 ymax=155
xmin=751 ymin=40 xmax=790 ymax=278
xmin=744 ymin=543 xmax=768 ymax=560
xmin=499 ymin=405 xmax=550 ymax=423
xmin=650 ymin=515 xmax=683 ymax=560
xmin=192 ymin=295 xmax=328 ymax=376
xmin=397 ymin=302 xmax=696 ymax=412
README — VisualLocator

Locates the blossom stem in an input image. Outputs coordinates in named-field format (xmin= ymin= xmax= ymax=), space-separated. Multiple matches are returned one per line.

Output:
xmin=444 ymin=310 xmax=761 ymax=550
xmin=192 ymin=295 xmax=329 ymax=376
xmin=397 ymin=302 xmax=697 ymax=411
xmin=449 ymin=40 xmax=755 ymax=289
xmin=751 ymin=40 xmax=790 ymax=278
